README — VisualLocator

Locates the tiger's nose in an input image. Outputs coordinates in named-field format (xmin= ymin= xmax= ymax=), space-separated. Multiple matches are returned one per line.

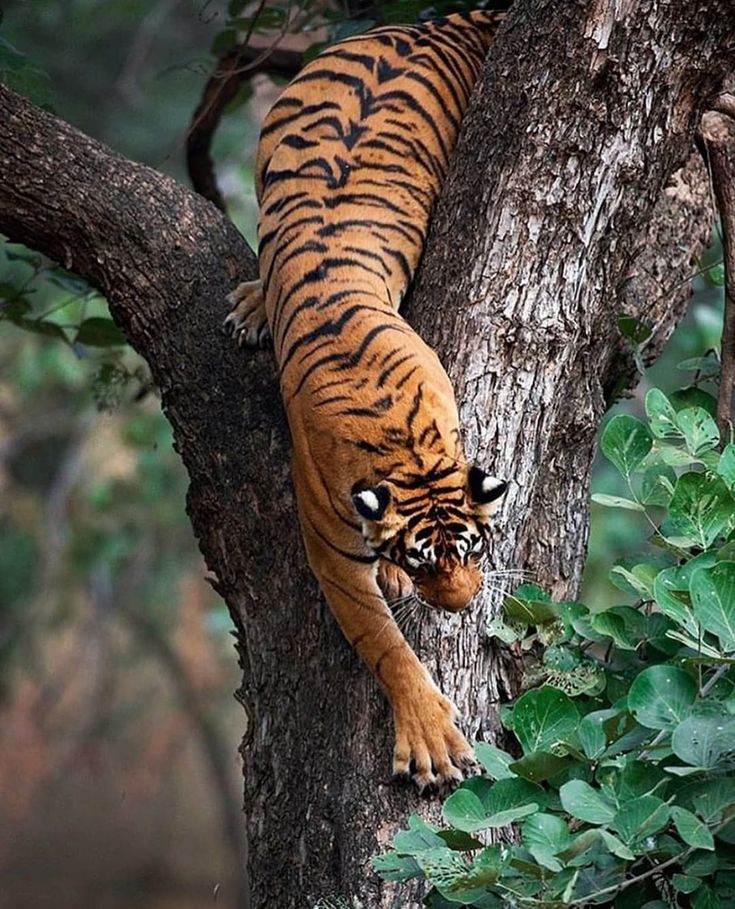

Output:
xmin=417 ymin=565 xmax=482 ymax=612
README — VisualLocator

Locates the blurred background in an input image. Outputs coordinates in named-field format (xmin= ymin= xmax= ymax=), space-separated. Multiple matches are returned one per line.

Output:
xmin=0 ymin=1 xmax=726 ymax=908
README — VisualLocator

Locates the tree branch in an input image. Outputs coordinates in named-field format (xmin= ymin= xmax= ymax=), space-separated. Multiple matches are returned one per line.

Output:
xmin=701 ymin=97 xmax=735 ymax=439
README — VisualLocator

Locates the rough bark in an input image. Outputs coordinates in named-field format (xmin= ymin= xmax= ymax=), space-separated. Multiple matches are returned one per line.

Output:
xmin=0 ymin=1 xmax=732 ymax=907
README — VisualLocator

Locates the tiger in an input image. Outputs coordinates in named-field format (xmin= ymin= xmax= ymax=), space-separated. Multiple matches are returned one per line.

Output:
xmin=227 ymin=9 xmax=508 ymax=792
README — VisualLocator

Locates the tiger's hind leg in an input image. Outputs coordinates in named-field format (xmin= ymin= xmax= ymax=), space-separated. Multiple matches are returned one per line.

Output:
xmin=225 ymin=279 xmax=271 ymax=348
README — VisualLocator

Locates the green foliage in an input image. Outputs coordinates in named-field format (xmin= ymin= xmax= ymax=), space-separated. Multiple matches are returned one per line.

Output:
xmin=0 ymin=234 xmax=225 ymax=693
xmin=377 ymin=366 xmax=735 ymax=906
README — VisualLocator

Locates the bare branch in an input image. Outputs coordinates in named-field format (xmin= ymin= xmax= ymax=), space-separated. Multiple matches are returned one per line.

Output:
xmin=186 ymin=41 xmax=303 ymax=209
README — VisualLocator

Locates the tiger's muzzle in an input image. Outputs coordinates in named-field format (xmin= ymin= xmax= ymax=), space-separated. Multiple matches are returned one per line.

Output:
xmin=414 ymin=560 xmax=483 ymax=613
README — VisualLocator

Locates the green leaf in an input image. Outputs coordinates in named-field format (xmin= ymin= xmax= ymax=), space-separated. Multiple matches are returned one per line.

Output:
xmin=413 ymin=847 xmax=480 ymax=903
xmin=556 ymin=828 xmax=600 ymax=863
xmin=647 ymin=612 xmax=681 ymax=655
xmin=641 ymin=466 xmax=677 ymax=506
xmin=666 ymin=474 xmax=734 ymax=549
xmin=503 ymin=595 xmax=558 ymax=624
xmin=599 ymin=829 xmax=636 ymax=860
xmin=441 ymin=790 xmax=488 ymax=833
xmin=559 ymin=780 xmax=616 ymax=825
xmin=613 ymin=795 xmax=671 ymax=844
xmin=393 ymin=814 xmax=446 ymax=854
xmin=9 ymin=317 xmax=68 ymax=341
xmin=690 ymin=777 xmax=735 ymax=823
xmin=718 ymin=445 xmax=735 ymax=492
xmin=372 ymin=852 xmax=421 ymax=881
xmin=670 ymin=388 xmax=718 ymax=418
xmin=677 ymin=353 xmax=721 ymax=374
xmin=591 ymin=493 xmax=645 ymax=511
xmin=691 ymin=884 xmax=721 ymax=909
xmin=666 ymin=631 xmax=729 ymax=660
xmin=676 ymin=407 xmax=720 ymax=456
xmin=473 ymin=742 xmax=515 ymax=780
xmin=684 ymin=855 xmax=718 ymax=881
xmin=521 ymin=813 xmax=572 ymax=872
xmin=619 ymin=314 xmax=653 ymax=344
xmin=646 ymin=388 xmax=681 ymax=438
xmin=511 ymin=686 xmax=581 ymax=754
xmin=672 ymin=874 xmax=702 ymax=893
xmin=485 ymin=618 xmax=520 ymax=644
xmin=75 ymin=317 xmax=127 ymax=347
xmin=627 ymin=665 xmax=697 ymax=730
xmin=578 ymin=709 xmax=627 ymax=759
xmin=690 ymin=562 xmax=735 ymax=652
xmin=609 ymin=562 xmax=660 ymax=597
xmin=508 ymin=751 xmax=568 ymax=783
xmin=431 ymin=846 xmax=504 ymax=904
xmin=443 ymin=779 xmax=544 ymax=833
xmin=437 ymin=829 xmax=484 ymax=851
xmin=671 ymin=714 xmax=735 ymax=768
xmin=601 ymin=414 xmax=653 ymax=477
xmin=591 ymin=606 xmax=646 ymax=650
xmin=654 ymin=567 xmax=700 ymax=638
xmin=543 ymin=645 xmax=582 ymax=673
xmin=670 ymin=806 xmax=715 ymax=850
xmin=599 ymin=760 xmax=668 ymax=806
xmin=644 ymin=445 xmax=701 ymax=468
xmin=706 ymin=264 xmax=726 ymax=286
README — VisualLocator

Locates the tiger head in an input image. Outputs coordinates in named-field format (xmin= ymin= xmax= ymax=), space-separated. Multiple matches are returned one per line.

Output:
xmin=352 ymin=466 xmax=507 ymax=612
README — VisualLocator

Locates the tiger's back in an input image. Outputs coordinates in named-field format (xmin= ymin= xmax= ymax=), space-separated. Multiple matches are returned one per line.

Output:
xmin=228 ymin=10 xmax=508 ymax=793
xmin=256 ymin=11 xmax=502 ymax=379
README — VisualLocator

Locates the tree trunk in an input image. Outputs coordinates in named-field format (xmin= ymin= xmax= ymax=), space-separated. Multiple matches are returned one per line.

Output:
xmin=0 ymin=1 xmax=732 ymax=907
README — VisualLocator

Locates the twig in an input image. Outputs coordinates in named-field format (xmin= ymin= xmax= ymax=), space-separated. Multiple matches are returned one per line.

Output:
xmin=186 ymin=9 xmax=303 ymax=209
xmin=700 ymin=97 xmax=735 ymax=440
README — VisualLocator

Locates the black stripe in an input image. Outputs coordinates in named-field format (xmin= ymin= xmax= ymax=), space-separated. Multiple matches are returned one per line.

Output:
xmin=258 ymin=215 xmax=324 ymax=256
xmin=303 ymin=513 xmax=377 ymax=565
xmin=275 ymin=289 xmax=352 ymax=349
xmin=376 ymin=90 xmax=450 ymax=163
xmin=377 ymin=353 xmax=414 ymax=387
xmin=395 ymin=366 xmax=421 ymax=390
xmin=261 ymin=100 xmax=340 ymax=138
xmin=280 ymin=303 xmax=387 ymax=372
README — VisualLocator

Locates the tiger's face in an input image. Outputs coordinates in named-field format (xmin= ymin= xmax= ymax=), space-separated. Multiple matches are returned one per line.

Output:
xmin=352 ymin=466 xmax=507 ymax=612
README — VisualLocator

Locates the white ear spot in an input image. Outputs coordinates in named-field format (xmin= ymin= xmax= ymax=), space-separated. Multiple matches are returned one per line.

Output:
xmin=482 ymin=477 xmax=505 ymax=496
xmin=352 ymin=484 xmax=390 ymax=520
xmin=357 ymin=490 xmax=380 ymax=514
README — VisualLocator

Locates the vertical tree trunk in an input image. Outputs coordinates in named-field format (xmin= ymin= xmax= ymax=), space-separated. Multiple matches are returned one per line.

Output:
xmin=0 ymin=1 xmax=733 ymax=907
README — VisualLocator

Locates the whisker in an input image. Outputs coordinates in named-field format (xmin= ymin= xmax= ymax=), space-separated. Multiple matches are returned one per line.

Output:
xmin=484 ymin=568 xmax=536 ymax=579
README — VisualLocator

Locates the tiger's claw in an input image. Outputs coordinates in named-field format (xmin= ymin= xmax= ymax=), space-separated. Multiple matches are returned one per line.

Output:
xmin=392 ymin=688 xmax=475 ymax=796
xmin=225 ymin=279 xmax=271 ymax=348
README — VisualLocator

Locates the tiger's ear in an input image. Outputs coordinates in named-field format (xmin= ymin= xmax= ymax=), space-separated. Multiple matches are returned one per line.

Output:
xmin=468 ymin=466 xmax=507 ymax=509
xmin=352 ymin=483 xmax=391 ymax=521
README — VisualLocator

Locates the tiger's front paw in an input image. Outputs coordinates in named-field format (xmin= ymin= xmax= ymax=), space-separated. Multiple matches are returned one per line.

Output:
xmin=392 ymin=689 xmax=477 ymax=795
xmin=224 ymin=279 xmax=270 ymax=348
xmin=377 ymin=561 xmax=414 ymax=604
